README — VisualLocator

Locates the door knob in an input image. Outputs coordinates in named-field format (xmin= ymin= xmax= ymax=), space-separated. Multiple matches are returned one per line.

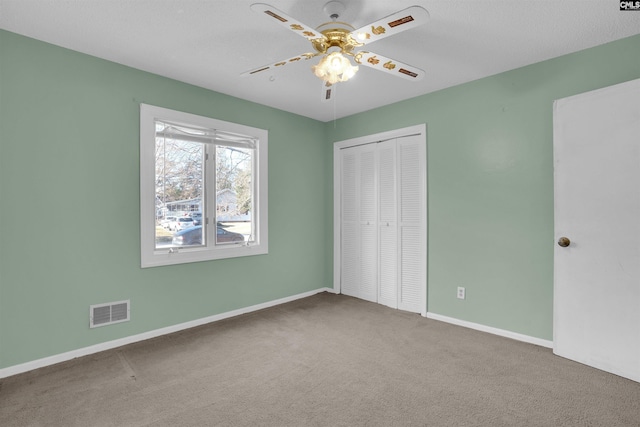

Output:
xmin=558 ymin=237 xmax=571 ymax=247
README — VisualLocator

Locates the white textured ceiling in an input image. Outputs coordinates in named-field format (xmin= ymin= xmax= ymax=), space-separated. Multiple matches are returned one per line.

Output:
xmin=1 ymin=0 xmax=639 ymax=122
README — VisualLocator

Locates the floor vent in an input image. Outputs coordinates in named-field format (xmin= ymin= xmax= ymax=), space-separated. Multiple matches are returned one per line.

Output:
xmin=90 ymin=300 xmax=130 ymax=328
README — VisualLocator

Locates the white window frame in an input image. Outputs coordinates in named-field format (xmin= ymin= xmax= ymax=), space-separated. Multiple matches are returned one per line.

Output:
xmin=140 ymin=104 xmax=268 ymax=268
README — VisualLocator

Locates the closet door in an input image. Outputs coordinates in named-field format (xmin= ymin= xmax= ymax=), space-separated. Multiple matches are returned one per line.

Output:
xmin=398 ymin=135 xmax=426 ymax=313
xmin=340 ymin=144 xmax=377 ymax=302
xmin=359 ymin=145 xmax=378 ymax=302
xmin=337 ymin=127 xmax=426 ymax=315
xmin=377 ymin=140 xmax=398 ymax=308
xmin=340 ymin=148 xmax=360 ymax=298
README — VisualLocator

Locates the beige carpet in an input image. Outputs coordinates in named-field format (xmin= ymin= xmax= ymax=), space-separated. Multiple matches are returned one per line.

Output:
xmin=1 ymin=292 xmax=639 ymax=426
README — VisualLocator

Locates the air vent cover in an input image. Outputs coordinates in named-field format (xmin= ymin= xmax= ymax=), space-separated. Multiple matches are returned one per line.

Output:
xmin=90 ymin=300 xmax=130 ymax=328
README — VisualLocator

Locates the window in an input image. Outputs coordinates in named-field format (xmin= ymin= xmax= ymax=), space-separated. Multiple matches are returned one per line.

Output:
xmin=140 ymin=104 xmax=268 ymax=267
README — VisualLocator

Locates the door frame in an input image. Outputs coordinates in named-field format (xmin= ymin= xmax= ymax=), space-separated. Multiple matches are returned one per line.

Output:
xmin=333 ymin=124 xmax=428 ymax=316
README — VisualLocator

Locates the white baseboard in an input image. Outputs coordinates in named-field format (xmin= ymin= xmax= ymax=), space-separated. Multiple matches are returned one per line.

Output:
xmin=426 ymin=312 xmax=553 ymax=349
xmin=0 ymin=287 xmax=333 ymax=379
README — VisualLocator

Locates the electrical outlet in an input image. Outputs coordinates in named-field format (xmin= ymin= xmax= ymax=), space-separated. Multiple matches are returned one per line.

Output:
xmin=457 ymin=287 xmax=466 ymax=300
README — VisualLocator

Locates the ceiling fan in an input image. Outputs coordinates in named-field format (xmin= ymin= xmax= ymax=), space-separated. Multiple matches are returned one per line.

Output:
xmin=242 ymin=1 xmax=429 ymax=101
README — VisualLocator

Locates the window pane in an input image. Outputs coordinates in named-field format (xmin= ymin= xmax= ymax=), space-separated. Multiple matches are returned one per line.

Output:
xmin=216 ymin=145 xmax=252 ymax=245
xmin=155 ymin=122 xmax=205 ymax=249
xmin=141 ymin=104 xmax=268 ymax=268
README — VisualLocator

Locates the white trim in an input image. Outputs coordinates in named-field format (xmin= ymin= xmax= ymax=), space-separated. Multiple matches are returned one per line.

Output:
xmin=333 ymin=124 xmax=427 ymax=315
xmin=0 ymin=288 xmax=332 ymax=379
xmin=426 ymin=312 xmax=553 ymax=349
xmin=332 ymin=124 xmax=426 ymax=151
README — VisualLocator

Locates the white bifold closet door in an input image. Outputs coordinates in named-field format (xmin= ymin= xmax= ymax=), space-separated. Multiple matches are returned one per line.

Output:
xmin=377 ymin=140 xmax=398 ymax=308
xmin=340 ymin=134 xmax=425 ymax=313
xmin=341 ymin=143 xmax=378 ymax=302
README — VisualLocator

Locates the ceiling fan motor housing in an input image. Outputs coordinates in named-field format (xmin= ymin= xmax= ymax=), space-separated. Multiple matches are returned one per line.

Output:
xmin=312 ymin=24 xmax=362 ymax=55
xmin=313 ymin=1 xmax=361 ymax=54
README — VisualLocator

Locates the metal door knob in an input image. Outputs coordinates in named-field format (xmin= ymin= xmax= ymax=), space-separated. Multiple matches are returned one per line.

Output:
xmin=558 ymin=237 xmax=571 ymax=247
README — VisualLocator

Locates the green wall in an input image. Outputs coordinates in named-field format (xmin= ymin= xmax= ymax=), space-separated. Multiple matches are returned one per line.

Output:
xmin=1 ymin=29 xmax=639 ymax=370
xmin=0 ymin=30 xmax=327 ymax=369
xmin=325 ymin=34 xmax=640 ymax=340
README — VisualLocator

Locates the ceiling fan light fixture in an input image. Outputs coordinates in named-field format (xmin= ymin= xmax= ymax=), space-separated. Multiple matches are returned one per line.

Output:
xmin=245 ymin=4 xmax=428 ymax=89
xmin=312 ymin=52 xmax=358 ymax=85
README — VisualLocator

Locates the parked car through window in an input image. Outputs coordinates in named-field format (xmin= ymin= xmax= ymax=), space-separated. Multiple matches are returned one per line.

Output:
xmin=172 ymin=225 xmax=244 ymax=246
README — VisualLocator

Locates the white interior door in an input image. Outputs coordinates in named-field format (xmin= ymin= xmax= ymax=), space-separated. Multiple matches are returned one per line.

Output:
xmin=340 ymin=148 xmax=360 ymax=299
xmin=553 ymin=78 xmax=640 ymax=382
xmin=398 ymin=136 xmax=426 ymax=313
xmin=359 ymin=145 xmax=378 ymax=303
xmin=378 ymin=139 xmax=398 ymax=308
xmin=340 ymin=143 xmax=377 ymax=303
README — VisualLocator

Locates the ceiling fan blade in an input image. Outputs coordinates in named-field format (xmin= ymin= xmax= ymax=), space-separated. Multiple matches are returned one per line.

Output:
xmin=354 ymin=51 xmax=425 ymax=81
xmin=350 ymin=6 xmax=429 ymax=46
xmin=241 ymin=52 xmax=321 ymax=77
xmin=251 ymin=3 xmax=327 ymax=43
